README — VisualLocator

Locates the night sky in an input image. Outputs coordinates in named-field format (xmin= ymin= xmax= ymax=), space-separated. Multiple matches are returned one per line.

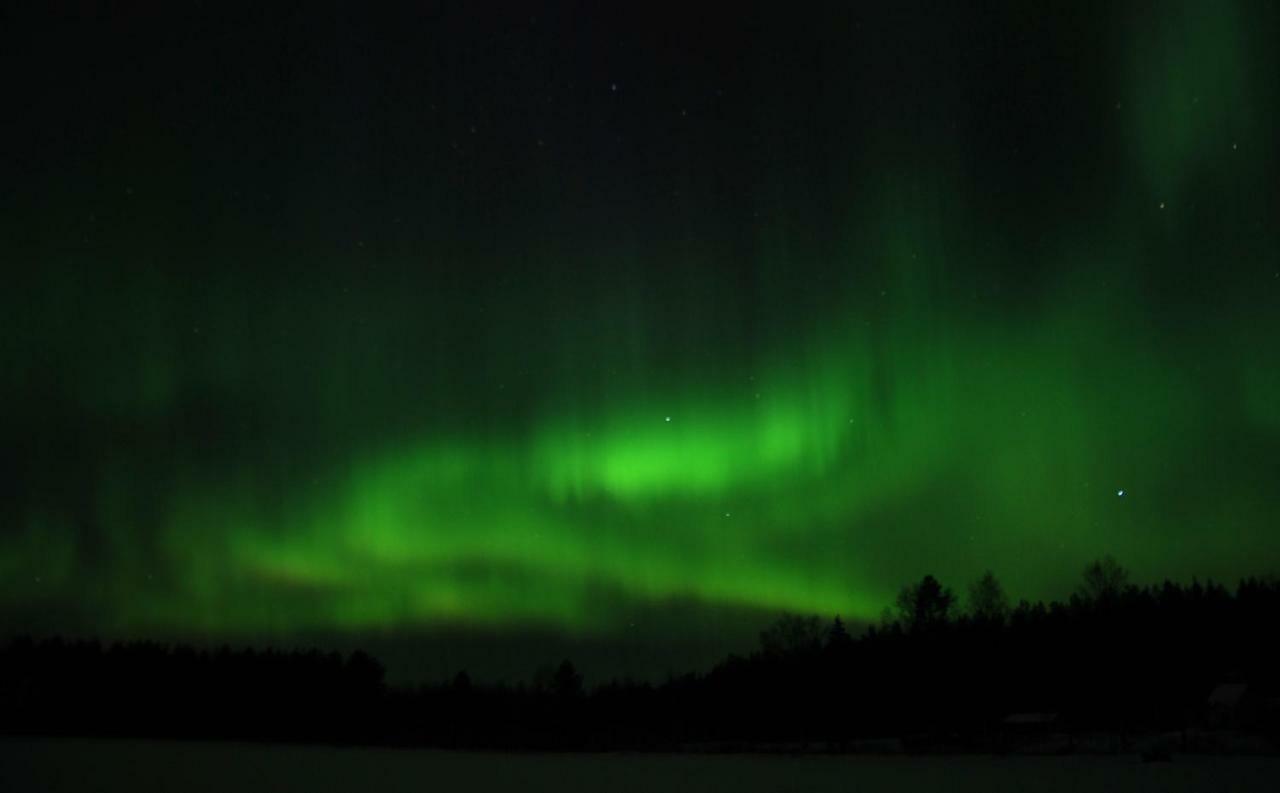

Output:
xmin=3 ymin=3 xmax=1279 ymax=680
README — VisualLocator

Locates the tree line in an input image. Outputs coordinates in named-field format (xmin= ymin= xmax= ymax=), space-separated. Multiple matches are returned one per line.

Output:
xmin=2 ymin=558 xmax=1277 ymax=751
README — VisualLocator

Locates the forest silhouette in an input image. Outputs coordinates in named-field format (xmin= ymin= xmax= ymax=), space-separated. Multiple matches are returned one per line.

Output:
xmin=2 ymin=559 xmax=1277 ymax=753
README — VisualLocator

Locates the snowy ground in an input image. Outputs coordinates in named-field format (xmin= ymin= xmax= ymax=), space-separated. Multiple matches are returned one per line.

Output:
xmin=3 ymin=738 xmax=1278 ymax=793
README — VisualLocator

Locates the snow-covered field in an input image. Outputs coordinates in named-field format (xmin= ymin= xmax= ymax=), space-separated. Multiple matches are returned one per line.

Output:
xmin=3 ymin=738 xmax=1278 ymax=793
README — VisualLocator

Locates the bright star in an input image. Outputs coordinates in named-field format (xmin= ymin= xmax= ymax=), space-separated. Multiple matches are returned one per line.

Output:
xmin=1117 ymin=489 xmax=1126 ymax=497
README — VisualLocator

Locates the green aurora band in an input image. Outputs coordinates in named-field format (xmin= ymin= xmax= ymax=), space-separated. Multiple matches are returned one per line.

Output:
xmin=2 ymin=2 xmax=1278 ymax=651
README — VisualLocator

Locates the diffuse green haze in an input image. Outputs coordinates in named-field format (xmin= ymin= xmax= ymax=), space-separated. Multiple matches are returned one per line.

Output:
xmin=2 ymin=2 xmax=1278 ymax=651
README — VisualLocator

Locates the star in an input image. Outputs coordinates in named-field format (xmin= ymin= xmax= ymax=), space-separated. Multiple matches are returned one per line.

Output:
xmin=1117 ymin=489 xmax=1126 ymax=497
xmin=664 ymin=416 xmax=671 ymax=422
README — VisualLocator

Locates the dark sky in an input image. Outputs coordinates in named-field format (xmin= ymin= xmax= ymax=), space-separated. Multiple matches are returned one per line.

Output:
xmin=3 ymin=2 xmax=1278 ymax=682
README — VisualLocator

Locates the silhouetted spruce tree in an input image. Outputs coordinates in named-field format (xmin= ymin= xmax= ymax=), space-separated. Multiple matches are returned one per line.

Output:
xmin=966 ymin=570 xmax=1009 ymax=625
xmin=826 ymin=616 xmax=853 ymax=650
xmin=1078 ymin=555 xmax=1130 ymax=604
xmin=896 ymin=574 xmax=954 ymax=633
xmin=552 ymin=659 xmax=583 ymax=699
xmin=758 ymin=613 xmax=824 ymax=656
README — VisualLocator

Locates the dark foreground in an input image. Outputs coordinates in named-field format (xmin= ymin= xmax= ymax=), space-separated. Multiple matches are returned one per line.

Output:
xmin=3 ymin=738 xmax=1279 ymax=793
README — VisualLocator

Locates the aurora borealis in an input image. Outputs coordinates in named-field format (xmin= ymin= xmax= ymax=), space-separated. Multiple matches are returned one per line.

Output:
xmin=3 ymin=3 xmax=1279 ymax=677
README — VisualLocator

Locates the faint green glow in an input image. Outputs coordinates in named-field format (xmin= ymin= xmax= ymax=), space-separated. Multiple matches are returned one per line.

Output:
xmin=1126 ymin=0 xmax=1255 ymax=196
